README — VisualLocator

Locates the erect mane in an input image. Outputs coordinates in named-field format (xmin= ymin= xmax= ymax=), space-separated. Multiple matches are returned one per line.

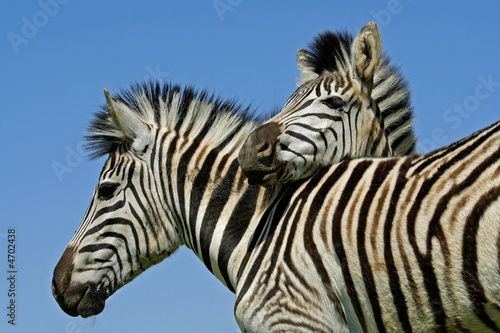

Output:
xmin=306 ymin=30 xmax=417 ymax=155
xmin=86 ymin=82 xmax=262 ymax=159
xmin=305 ymin=31 xmax=354 ymax=75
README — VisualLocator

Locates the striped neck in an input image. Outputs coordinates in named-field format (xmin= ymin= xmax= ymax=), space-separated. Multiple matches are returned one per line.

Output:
xmin=158 ymin=129 xmax=273 ymax=291
xmin=350 ymin=99 xmax=392 ymax=159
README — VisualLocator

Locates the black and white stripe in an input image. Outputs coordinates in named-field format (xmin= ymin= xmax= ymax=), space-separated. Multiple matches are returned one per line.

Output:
xmin=236 ymin=120 xmax=500 ymax=332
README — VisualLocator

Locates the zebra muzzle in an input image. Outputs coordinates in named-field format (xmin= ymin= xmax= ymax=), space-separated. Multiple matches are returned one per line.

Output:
xmin=52 ymin=247 xmax=107 ymax=317
xmin=238 ymin=122 xmax=285 ymax=186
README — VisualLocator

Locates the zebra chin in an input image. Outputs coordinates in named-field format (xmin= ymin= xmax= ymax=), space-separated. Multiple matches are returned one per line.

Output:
xmin=52 ymin=281 xmax=107 ymax=318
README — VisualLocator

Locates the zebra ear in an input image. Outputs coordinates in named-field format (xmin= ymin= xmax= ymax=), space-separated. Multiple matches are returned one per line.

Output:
xmin=297 ymin=49 xmax=319 ymax=85
xmin=104 ymin=89 xmax=150 ymax=152
xmin=352 ymin=22 xmax=382 ymax=92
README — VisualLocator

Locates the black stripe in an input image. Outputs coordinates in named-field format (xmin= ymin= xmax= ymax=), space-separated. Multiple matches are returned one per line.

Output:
xmin=199 ymin=154 xmax=233 ymax=276
xmin=149 ymin=130 xmax=160 ymax=171
xmin=284 ymin=130 xmax=318 ymax=157
xmin=187 ymin=147 xmax=216 ymax=256
xmin=126 ymin=162 xmax=159 ymax=248
xmin=340 ymin=77 xmax=352 ymax=95
xmin=79 ymin=243 xmax=123 ymax=275
xmin=218 ymin=175 xmax=263 ymax=292
xmin=128 ymin=203 xmax=151 ymax=262
xmin=463 ymin=186 xmax=500 ymax=331
xmin=111 ymin=155 xmax=126 ymax=180
xmin=92 ymin=199 xmax=125 ymax=220
xmin=330 ymin=160 xmax=372 ymax=331
xmin=302 ymin=113 xmax=343 ymax=122
xmin=347 ymin=108 xmax=353 ymax=154
xmin=293 ymin=99 xmax=314 ymax=113
xmin=323 ymin=76 xmax=332 ymax=95
xmin=384 ymin=158 xmax=413 ymax=332
xmin=287 ymin=123 xmax=328 ymax=147
xmin=160 ymin=132 xmax=187 ymax=243
xmin=325 ymin=127 xmax=339 ymax=141
xmin=357 ymin=159 xmax=397 ymax=332
xmin=353 ymin=106 xmax=361 ymax=151
xmin=279 ymin=143 xmax=307 ymax=164
xmin=176 ymin=137 xmax=198 ymax=249
xmin=99 ymin=231 xmax=135 ymax=277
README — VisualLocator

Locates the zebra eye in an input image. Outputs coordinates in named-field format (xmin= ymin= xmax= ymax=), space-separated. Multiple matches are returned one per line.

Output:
xmin=321 ymin=96 xmax=345 ymax=109
xmin=98 ymin=182 xmax=120 ymax=200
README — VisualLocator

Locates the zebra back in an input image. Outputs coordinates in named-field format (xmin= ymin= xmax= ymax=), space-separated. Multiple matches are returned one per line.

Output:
xmin=236 ymin=119 xmax=500 ymax=332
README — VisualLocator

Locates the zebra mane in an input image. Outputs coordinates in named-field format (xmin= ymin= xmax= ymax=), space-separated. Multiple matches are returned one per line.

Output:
xmin=86 ymin=82 xmax=261 ymax=159
xmin=304 ymin=31 xmax=417 ymax=155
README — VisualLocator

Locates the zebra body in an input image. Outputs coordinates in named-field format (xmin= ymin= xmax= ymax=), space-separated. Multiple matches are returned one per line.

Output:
xmin=239 ymin=22 xmax=416 ymax=186
xmin=238 ymin=119 xmax=500 ymax=332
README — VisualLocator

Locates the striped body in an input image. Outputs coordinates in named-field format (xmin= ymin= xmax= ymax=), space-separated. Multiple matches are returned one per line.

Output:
xmin=237 ymin=120 xmax=500 ymax=332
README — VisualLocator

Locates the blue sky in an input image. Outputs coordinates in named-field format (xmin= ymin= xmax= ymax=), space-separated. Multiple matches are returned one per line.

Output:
xmin=1 ymin=1 xmax=499 ymax=332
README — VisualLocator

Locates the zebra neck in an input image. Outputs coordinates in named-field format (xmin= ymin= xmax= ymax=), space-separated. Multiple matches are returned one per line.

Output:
xmin=351 ymin=105 xmax=392 ymax=158
xmin=169 ymin=146 xmax=273 ymax=291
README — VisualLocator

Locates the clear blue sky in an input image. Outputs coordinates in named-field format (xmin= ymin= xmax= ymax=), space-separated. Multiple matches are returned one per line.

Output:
xmin=1 ymin=1 xmax=499 ymax=332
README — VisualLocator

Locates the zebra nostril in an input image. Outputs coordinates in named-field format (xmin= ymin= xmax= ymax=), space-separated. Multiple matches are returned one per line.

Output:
xmin=257 ymin=143 xmax=270 ymax=154
xmin=257 ymin=142 xmax=276 ymax=166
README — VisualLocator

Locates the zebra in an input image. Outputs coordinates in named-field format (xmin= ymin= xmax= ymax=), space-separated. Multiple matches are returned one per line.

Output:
xmin=51 ymin=83 xmax=271 ymax=318
xmin=239 ymin=21 xmax=416 ymax=186
xmin=51 ymin=66 xmax=419 ymax=331
xmin=237 ymin=23 xmax=500 ymax=331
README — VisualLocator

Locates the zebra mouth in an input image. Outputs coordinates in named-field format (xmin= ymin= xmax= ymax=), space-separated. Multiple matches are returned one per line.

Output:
xmin=52 ymin=280 xmax=107 ymax=318
xmin=244 ymin=165 xmax=285 ymax=187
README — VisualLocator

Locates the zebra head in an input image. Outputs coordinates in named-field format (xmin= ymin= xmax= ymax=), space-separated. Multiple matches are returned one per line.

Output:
xmin=239 ymin=22 xmax=415 ymax=186
xmin=52 ymin=89 xmax=181 ymax=318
